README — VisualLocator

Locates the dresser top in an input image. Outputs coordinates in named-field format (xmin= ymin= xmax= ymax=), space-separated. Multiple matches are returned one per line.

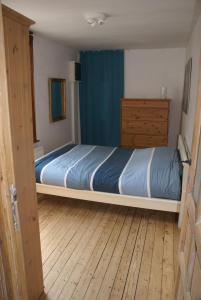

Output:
xmin=121 ymin=98 xmax=170 ymax=109
xmin=121 ymin=98 xmax=171 ymax=102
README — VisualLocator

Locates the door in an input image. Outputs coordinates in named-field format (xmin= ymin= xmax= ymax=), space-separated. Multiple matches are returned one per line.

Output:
xmin=0 ymin=4 xmax=43 ymax=299
xmin=176 ymin=53 xmax=201 ymax=299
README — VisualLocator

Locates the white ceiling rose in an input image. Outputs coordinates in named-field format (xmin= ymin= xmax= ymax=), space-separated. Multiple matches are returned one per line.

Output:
xmin=84 ymin=13 xmax=108 ymax=27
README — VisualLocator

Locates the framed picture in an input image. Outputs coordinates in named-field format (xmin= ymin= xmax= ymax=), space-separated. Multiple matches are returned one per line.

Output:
xmin=49 ymin=78 xmax=66 ymax=122
xmin=182 ymin=58 xmax=192 ymax=114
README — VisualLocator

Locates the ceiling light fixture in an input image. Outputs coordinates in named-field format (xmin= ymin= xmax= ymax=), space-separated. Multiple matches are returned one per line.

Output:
xmin=85 ymin=13 xmax=108 ymax=27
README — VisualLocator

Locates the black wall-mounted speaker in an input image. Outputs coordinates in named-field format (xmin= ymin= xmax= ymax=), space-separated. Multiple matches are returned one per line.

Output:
xmin=69 ymin=61 xmax=81 ymax=82
xmin=75 ymin=62 xmax=81 ymax=81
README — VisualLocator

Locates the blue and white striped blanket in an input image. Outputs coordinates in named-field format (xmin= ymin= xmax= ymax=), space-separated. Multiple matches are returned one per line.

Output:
xmin=35 ymin=144 xmax=182 ymax=200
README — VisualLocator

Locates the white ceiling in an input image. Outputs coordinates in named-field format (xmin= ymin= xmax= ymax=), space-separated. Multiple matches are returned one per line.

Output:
xmin=2 ymin=0 xmax=198 ymax=50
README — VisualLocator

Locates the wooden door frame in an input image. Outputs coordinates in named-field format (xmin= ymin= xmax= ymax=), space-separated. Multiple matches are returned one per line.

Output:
xmin=176 ymin=49 xmax=201 ymax=299
xmin=0 ymin=4 xmax=29 ymax=299
xmin=188 ymin=50 xmax=201 ymax=192
xmin=0 ymin=4 xmax=44 ymax=299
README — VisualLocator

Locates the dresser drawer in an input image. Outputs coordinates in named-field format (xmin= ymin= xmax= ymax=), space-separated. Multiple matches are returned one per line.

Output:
xmin=122 ymin=120 xmax=168 ymax=136
xmin=121 ymin=134 xmax=168 ymax=148
xmin=122 ymin=107 xmax=168 ymax=121
xmin=134 ymin=135 xmax=168 ymax=148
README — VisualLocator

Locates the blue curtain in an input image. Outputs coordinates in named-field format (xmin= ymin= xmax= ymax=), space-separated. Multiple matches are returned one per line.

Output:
xmin=79 ymin=50 xmax=124 ymax=146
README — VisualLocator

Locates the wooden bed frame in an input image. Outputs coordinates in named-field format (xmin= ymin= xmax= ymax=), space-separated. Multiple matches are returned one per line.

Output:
xmin=36 ymin=135 xmax=189 ymax=226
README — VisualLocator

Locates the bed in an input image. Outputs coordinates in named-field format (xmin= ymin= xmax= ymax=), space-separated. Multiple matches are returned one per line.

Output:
xmin=35 ymin=135 xmax=189 ymax=226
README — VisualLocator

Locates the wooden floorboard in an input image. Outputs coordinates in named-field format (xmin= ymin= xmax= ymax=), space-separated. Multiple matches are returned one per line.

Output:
xmin=38 ymin=194 xmax=179 ymax=300
xmin=134 ymin=211 xmax=156 ymax=299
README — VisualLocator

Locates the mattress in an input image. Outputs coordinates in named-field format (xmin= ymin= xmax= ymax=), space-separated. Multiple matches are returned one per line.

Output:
xmin=35 ymin=144 xmax=182 ymax=200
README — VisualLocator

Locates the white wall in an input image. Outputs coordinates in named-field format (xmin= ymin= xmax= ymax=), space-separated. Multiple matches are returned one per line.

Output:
xmin=125 ymin=48 xmax=186 ymax=147
xmin=181 ymin=14 xmax=201 ymax=153
xmin=33 ymin=35 xmax=77 ymax=153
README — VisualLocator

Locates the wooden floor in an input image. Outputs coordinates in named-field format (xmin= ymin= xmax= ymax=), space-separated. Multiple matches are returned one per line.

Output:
xmin=38 ymin=195 xmax=179 ymax=300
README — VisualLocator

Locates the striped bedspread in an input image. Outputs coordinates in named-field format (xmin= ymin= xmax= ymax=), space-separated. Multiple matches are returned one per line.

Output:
xmin=35 ymin=144 xmax=182 ymax=200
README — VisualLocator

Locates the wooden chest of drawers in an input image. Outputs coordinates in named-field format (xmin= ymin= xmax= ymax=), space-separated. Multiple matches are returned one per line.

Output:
xmin=121 ymin=99 xmax=170 ymax=148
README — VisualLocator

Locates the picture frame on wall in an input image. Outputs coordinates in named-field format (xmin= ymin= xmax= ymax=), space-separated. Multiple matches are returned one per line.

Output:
xmin=182 ymin=58 xmax=192 ymax=114
xmin=49 ymin=78 xmax=66 ymax=122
